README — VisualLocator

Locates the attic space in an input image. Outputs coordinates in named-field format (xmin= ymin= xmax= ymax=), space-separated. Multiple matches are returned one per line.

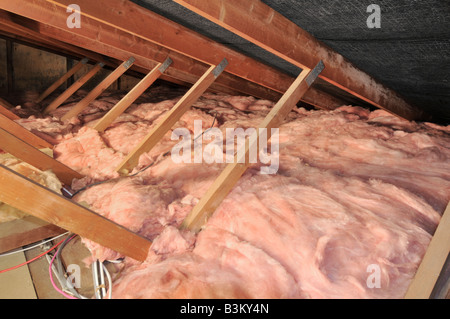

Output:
xmin=0 ymin=0 xmax=449 ymax=302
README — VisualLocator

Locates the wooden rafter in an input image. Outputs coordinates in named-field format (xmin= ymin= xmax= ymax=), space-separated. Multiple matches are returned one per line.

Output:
xmin=35 ymin=58 xmax=88 ymax=103
xmin=180 ymin=61 xmax=324 ymax=233
xmin=0 ymin=96 xmax=14 ymax=110
xmin=404 ymin=202 xmax=450 ymax=299
xmin=0 ymin=113 xmax=53 ymax=149
xmin=0 ymin=0 xmax=344 ymax=109
xmin=60 ymin=57 xmax=135 ymax=121
xmin=116 ymin=59 xmax=228 ymax=175
xmin=93 ymin=57 xmax=172 ymax=132
xmin=0 ymin=165 xmax=151 ymax=262
xmin=174 ymin=0 xmax=430 ymax=121
xmin=0 ymin=128 xmax=82 ymax=185
xmin=0 ymin=103 xmax=19 ymax=120
xmin=43 ymin=62 xmax=105 ymax=114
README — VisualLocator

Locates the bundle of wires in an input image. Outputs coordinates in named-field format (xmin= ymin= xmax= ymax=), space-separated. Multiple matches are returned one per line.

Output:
xmin=0 ymin=232 xmax=69 ymax=274
xmin=47 ymin=234 xmax=113 ymax=299
xmin=0 ymin=232 xmax=113 ymax=299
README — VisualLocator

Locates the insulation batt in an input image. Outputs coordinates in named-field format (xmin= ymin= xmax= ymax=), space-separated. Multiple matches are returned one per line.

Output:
xmin=16 ymin=86 xmax=450 ymax=299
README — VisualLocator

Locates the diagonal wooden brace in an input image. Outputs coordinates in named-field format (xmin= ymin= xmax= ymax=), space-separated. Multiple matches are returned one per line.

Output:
xmin=0 ymin=127 xmax=83 ymax=186
xmin=180 ymin=61 xmax=324 ymax=233
xmin=43 ymin=62 xmax=105 ymax=114
xmin=36 ymin=57 xmax=88 ymax=103
xmin=93 ymin=57 xmax=173 ymax=132
xmin=0 ymin=164 xmax=152 ymax=262
xmin=0 ymin=113 xmax=53 ymax=149
xmin=115 ymin=58 xmax=228 ymax=175
xmin=60 ymin=57 xmax=135 ymax=121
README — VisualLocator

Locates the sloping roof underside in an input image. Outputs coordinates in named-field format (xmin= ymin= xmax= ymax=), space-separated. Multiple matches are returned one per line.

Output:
xmin=134 ymin=0 xmax=450 ymax=125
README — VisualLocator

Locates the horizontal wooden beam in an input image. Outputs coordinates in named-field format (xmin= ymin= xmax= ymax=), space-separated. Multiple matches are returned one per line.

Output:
xmin=0 ymin=113 xmax=53 ymax=149
xmin=404 ymin=202 xmax=450 ymax=299
xmin=35 ymin=58 xmax=88 ymax=103
xmin=116 ymin=59 xmax=228 ymax=175
xmin=0 ymin=128 xmax=83 ymax=185
xmin=0 ymin=165 xmax=152 ymax=262
xmin=43 ymin=62 xmax=105 ymax=114
xmin=180 ymin=61 xmax=323 ymax=233
xmin=93 ymin=58 xmax=172 ymax=132
xmin=174 ymin=0 xmax=430 ymax=121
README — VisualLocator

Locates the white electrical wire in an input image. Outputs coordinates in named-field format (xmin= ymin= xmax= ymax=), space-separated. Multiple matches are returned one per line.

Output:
xmin=102 ymin=263 xmax=112 ymax=299
xmin=0 ymin=232 xmax=70 ymax=258
xmin=92 ymin=260 xmax=100 ymax=299
xmin=98 ymin=260 xmax=107 ymax=298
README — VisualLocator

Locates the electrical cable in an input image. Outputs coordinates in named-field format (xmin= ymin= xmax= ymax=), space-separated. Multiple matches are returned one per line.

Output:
xmin=49 ymin=233 xmax=89 ymax=299
xmin=0 ymin=232 xmax=70 ymax=258
xmin=48 ymin=234 xmax=78 ymax=299
xmin=92 ymin=259 xmax=105 ymax=299
xmin=102 ymin=263 xmax=112 ymax=299
xmin=0 ymin=237 xmax=66 ymax=274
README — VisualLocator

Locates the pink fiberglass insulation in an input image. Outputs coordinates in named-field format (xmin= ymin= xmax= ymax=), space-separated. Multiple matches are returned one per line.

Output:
xmin=13 ymin=86 xmax=450 ymax=298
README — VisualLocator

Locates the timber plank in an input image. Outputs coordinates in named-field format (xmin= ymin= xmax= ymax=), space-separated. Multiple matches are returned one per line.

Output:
xmin=93 ymin=57 xmax=172 ymax=132
xmin=0 ymin=128 xmax=83 ymax=185
xmin=404 ymin=202 xmax=450 ymax=299
xmin=0 ymin=96 xmax=14 ymax=109
xmin=0 ymin=113 xmax=53 ymax=149
xmin=180 ymin=62 xmax=323 ymax=233
xmin=0 ymin=165 xmax=152 ymax=262
xmin=0 ymin=103 xmax=19 ymax=120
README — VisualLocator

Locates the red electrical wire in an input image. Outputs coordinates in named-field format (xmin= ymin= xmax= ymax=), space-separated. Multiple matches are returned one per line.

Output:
xmin=0 ymin=237 xmax=67 ymax=274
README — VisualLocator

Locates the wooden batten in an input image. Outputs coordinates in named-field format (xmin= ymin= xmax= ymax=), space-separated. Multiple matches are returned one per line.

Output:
xmin=36 ymin=57 xmax=88 ymax=103
xmin=0 ymin=165 xmax=152 ymax=262
xmin=115 ymin=58 xmax=229 ymax=175
xmin=0 ymin=113 xmax=53 ymax=149
xmin=180 ymin=61 xmax=324 ymax=233
xmin=43 ymin=62 xmax=105 ymax=114
xmin=404 ymin=202 xmax=450 ymax=299
xmin=60 ymin=57 xmax=135 ymax=121
xmin=0 ymin=128 xmax=83 ymax=186
xmin=93 ymin=57 xmax=172 ymax=132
